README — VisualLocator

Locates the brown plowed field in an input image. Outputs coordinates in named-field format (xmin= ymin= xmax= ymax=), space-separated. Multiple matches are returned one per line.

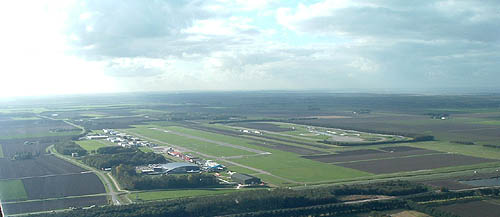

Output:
xmin=303 ymin=147 xmax=440 ymax=163
xmin=438 ymin=200 xmax=500 ymax=217
xmin=0 ymin=155 xmax=85 ymax=179
xmin=338 ymin=154 xmax=495 ymax=174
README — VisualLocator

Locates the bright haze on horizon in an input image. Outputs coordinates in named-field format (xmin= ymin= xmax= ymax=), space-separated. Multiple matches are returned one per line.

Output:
xmin=0 ymin=0 xmax=499 ymax=98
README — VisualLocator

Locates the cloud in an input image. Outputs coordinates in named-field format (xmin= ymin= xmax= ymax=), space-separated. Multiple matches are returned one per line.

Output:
xmin=4 ymin=0 xmax=493 ymax=97
xmin=277 ymin=0 xmax=500 ymax=42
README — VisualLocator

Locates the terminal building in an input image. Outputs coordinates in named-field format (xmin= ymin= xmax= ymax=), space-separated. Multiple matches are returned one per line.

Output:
xmin=231 ymin=173 xmax=262 ymax=185
xmin=154 ymin=162 xmax=200 ymax=174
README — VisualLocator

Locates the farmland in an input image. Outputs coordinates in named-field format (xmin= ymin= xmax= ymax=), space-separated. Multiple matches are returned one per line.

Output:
xmin=22 ymin=173 xmax=105 ymax=200
xmin=0 ymin=115 xmax=108 ymax=216
xmin=0 ymin=119 xmax=81 ymax=140
xmin=4 ymin=92 xmax=500 ymax=216
xmin=0 ymin=155 xmax=85 ymax=179
xmin=0 ymin=180 xmax=27 ymax=201
xmin=437 ymin=200 xmax=500 ymax=217
xmin=1 ymin=195 xmax=108 ymax=215
xmin=337 ymin=154 xmax=494 ymax=174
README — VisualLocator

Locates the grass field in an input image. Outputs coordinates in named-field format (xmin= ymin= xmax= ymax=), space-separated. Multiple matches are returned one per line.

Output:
xmin=128 ymin=188 xmax=238 ymax=201
xmin=164 ymin=126 xmax=270 ymax=151
xmin=139 ymin=147 xmax=153 ymax=153
xmin=76 ymin=140 xmax=113 ymax=152
xmin=0 ymin=144 xmax=3 ymax=158
xmin=127 ymin=127 xmax=255 ymax=157
xmin=0 ymin=179 xmax=28 ymax=201
xmin=408 ymin=141 xmax=500 ymax=159
xmin=232 ymin=152 xmax=371 ymax=183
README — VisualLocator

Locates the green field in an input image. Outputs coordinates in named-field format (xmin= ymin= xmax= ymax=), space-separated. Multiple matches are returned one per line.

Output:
xmin=231 ymin=152 xmax=371 ymax=183
xmin=129 ymin=125 xmax=370 ymax=184
xmin=76 ymin=140 xmax=113 ymax=152
xmin=127 ymin=127 xmax=255 ymax=157
xmin=139 ymin=147 xmax=153 ymax=153
xmin=0 ymin=144 xmax=3 ymax=158
xmin=128 ymin=188 xmax=238 ymax=201
xmin=474 ymin=120 xmax=500 ymax=126
xmin=0 ymin=180 xmax=28 ymax=201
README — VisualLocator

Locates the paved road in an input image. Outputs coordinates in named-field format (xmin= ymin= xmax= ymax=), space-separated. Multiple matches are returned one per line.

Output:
xmin=122 ymin=129 xmax=299 ymax=184
xmin=48 ymin=146 xmax=126 ymax=205
xmin=150 ymin=128 xmax=269 ymax=155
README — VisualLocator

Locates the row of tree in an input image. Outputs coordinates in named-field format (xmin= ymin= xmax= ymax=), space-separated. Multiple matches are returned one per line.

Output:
xmin=329 ymin=180 xmax=428 ymax=196
xmin=54 ymin=140 xmax=88 ymax=156
xmin=28 ymin=180 xmax=451 ymax=217
xmin=112 ymin=164 xmax=218 ymax=190
xmin=81 ymin=148 xmax=166 ymax=169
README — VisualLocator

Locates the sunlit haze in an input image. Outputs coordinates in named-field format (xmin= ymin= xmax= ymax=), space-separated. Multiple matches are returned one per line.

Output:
xmin=1 ymin=0 xmax=499 ymax=98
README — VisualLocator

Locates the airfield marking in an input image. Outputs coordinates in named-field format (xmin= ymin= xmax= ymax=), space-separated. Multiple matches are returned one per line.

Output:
xmin=121 ymin=129 xmax=300 ymax=184
xmin=150 ymin=128 xmax=269 ymax=155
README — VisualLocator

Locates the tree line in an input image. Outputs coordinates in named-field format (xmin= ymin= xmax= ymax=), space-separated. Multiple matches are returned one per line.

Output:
xmin=112 ymin=164 xmax=218 ymax=190
xmin=54 ymin=140 xmax=88 ymax=156
xmin=28 ymin=180 xmax=455 ymax=217
xmin=81 ymin=147 xmax=166 ymax=169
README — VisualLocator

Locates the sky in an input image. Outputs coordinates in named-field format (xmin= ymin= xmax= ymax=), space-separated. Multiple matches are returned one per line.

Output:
xmin=0 ymin=0 xmax=499 ymax=97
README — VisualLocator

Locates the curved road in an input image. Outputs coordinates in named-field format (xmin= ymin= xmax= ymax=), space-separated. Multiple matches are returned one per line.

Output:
xmin=48 ymin=146 xmax=130 ymax=205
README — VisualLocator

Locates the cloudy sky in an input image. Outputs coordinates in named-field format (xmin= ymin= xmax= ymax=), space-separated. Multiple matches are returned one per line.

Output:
xmin=0 ymin=0 xmax=499 ymax=97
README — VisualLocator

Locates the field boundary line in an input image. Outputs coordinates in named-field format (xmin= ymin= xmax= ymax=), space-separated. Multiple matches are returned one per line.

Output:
xmin=46 ymin=145 xmax=130 ymax=205
xmin=329 ymin=152 xmax=447 ymax=164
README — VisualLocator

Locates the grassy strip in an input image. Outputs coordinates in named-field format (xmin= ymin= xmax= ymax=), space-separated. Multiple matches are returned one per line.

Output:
xmin=47 ymin=145 xmax=128 ymax=205
xmin=126 ymin=127 xmax=255 ymax=157
xmin=138 ymin=147 xmax=153 ymax=153
xmin=0 ymin=144 xmax=3 ymax=158
xmin=128 ymin=188 xmax=239 ymax=201
xmin=0 ymin=179 xmax=28 ymax=201
xmin=231 ymin=153 xmax=371 ymax=183
xmin=76 ymin=140 xmax=113 ymax=152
